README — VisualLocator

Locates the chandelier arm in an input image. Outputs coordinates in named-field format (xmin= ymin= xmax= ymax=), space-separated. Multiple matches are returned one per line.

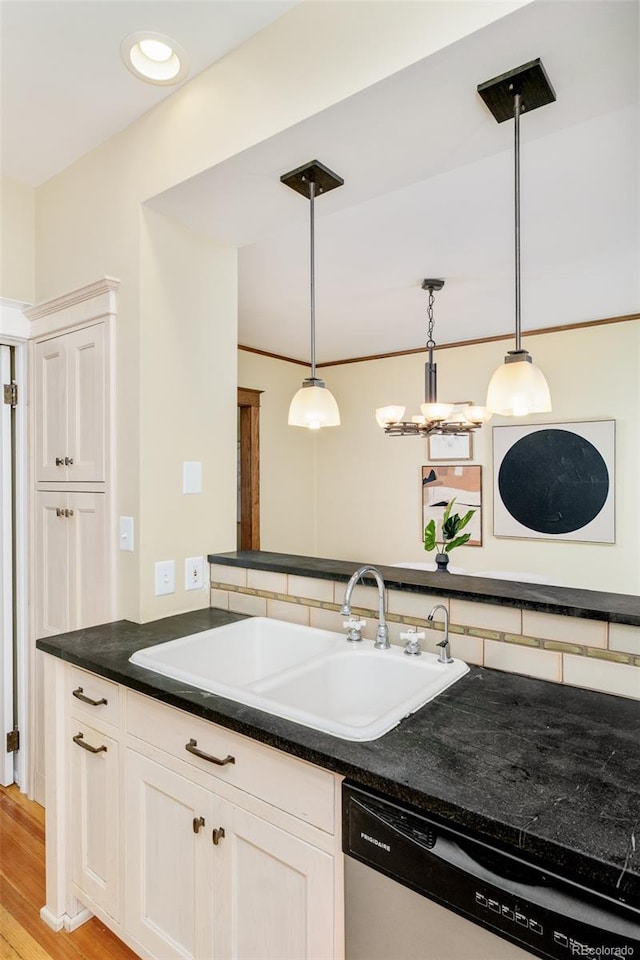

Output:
xmin=514 ymin=91 xmax=522 ymax=353
xmin=309 ymin=178 xmax=316 ymax=380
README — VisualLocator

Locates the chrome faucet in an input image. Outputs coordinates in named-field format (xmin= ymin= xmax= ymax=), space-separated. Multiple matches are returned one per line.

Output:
xmin=340 ymin=565 xmax=390 ymax=650
xmin=427 ymin=604 xmax=453 ymax=663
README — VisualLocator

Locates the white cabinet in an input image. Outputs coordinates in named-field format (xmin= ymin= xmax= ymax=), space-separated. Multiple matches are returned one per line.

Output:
xmin=126 ymin=749 xmax=336 ymax=960
xmin=41 ymin=657 xmax=344 ymax=959
xmin=35 ymin=490 xmax=109 ymax=638
xmin=70 ymin=719 xmax=120 ymax=921
xmin=125 ymin=752 xmax=215 ymax=960
xmin=34 ymin=324 xmax=106 ymax=483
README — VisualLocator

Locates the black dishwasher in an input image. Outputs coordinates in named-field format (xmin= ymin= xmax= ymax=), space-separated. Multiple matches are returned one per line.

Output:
xmin=343 ymin=782 xmax=640 ymax=960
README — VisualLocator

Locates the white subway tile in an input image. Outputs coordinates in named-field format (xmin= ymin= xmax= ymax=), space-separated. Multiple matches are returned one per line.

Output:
xmin=210 ymin=589 xmax=229 ymax=610
xmin=248 ymin=569 xmax=287 ymax=594
xmin=450 ymin=600 xmax=521 ymax=635
xmin=563 ymin=656 xmax=640 ymax=700
xmin=484 ymin=640 xmax=561 ymax=682
xmin=227 ymin=592 xmax=266 ymax=617
xmin=210 ymin=564 xmax=246 ymax=588
xmin=609 ymin=623 xmax=640 ymax=656
xmin=309 ymin=607 xmax=346 ymax=634
xmin=523 ymin=610 xmax=606 ymax=648
xmin=287 ymin=575 xmax=334 ymax=603
xmin=387 ymin=590 xmax=448 ymax=619
xmin=266 ymin=598 xmax=310 ymax=626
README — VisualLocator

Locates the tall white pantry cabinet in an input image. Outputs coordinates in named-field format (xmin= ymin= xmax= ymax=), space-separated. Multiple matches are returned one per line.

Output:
xmin=27 ymin=278 xmax=118 ymax=803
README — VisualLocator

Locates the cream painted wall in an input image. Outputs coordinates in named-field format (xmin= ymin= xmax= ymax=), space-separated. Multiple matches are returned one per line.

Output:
xmin=238 ymin=350 xmax=316 ymax=554
xmin=1 ymin=176 xmax=35 ymax=303
xmin=139 ymin=209 xmax=237 ymax=620
xmin=32 ymin=1 xmax=527 ymax=622
xmin=251 ymin=321 xmax=640 ymax=594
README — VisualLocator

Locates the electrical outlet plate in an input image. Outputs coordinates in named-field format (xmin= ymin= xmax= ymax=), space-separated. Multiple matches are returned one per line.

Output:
xmin=155 ymin=560 xmax=175 ymax=596
xmin=185 ymin=556 xmax=204 ymax=591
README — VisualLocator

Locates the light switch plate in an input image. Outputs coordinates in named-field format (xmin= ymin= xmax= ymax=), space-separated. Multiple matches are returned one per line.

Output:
xmin=119 ymin=516 xmax=134 ymax=552
xmin=185 ymin=556 xmax=204 ymax=591
xmin=155 ymin=560 xmax=175 ymax=596
xmin=183 ymin=461 xmax=202 ymax=494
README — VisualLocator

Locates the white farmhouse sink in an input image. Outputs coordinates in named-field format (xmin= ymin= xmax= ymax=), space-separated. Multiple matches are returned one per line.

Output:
xmin=130 ymin=617 xmax=468 ymax=741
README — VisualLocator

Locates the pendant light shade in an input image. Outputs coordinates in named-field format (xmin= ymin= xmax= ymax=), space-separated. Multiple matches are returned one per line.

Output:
xmin=478 ymin=60 xmax=555 ymax=417
xmin=288 ymin=380 xmax=340 ymax=429
xmin=486 ymin=350 xmax=552 ymax=416
xmin=281 ymin=160 xmax=343 ymax=430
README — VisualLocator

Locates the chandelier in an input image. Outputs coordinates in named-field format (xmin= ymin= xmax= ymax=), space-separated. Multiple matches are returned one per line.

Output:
xmin=375 ymin=279 xmax=492 ymax=437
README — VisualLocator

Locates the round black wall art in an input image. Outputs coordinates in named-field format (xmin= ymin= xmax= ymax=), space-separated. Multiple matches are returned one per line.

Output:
xmin=498 ymin=428 xmax=610 ymax=535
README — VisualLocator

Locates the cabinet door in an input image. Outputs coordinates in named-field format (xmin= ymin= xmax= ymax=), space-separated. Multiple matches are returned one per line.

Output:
xmin=125 ymin=751 xmax=215 ymax=960
xmin=68 ymin=491 xmax=109 ymax=629
xmin=66 ymin=324 xmax=106 ymax=482
xmin=214 ymin=802 xmax=336 ymax=960
xmin=70 ymin=720 xmax=120 ymax=920
xmin=35 ymin=336 xmax=68 ymax=482
xmin=35 ymin=491 xmax=70 ymax=637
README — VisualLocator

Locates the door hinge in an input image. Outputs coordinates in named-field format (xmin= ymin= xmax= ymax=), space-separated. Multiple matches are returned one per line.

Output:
xmin=6 ymin=730 xmax=19 ymax=753
xmin=3 ymin=382 xmax=18 ymax=407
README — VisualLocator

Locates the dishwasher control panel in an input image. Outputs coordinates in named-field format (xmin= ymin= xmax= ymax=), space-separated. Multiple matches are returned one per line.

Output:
xmin=343 ymin=782 xmax=640 ymax=960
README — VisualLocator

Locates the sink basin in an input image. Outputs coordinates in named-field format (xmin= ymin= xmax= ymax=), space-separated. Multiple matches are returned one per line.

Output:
xmin=130 ymin=617 xmax=342 ymax=688
xmin=130 ymin=617 xmax=468 ymax=741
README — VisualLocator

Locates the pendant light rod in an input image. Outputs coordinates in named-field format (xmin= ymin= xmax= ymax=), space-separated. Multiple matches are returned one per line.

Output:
xmin=514 ymin=91 xmax=522 ymax=353
xmin=309 ymin=177 xmax=317 ymax=380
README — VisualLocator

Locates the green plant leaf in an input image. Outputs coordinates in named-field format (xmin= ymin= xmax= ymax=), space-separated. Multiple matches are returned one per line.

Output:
xmin=442 ymin=497 xmax=455 ymax=523
xmin=424 ymin=519 xmax=437 ymax=552
xmin=444 ymin=532 xmax=471 ymax=552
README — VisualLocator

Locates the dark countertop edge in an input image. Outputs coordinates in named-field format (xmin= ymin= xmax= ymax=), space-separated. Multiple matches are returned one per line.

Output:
xmin=208 ymin=551 xmax=640 ymax=625
xmin=36 ymin=621 xmax=638 ymax=904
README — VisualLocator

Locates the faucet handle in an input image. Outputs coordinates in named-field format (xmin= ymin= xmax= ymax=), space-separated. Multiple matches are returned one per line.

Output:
xmin=344 ymin=617 xmax=366 ymax=642
xmin=400 ymin=627 xmax=424 ymax=656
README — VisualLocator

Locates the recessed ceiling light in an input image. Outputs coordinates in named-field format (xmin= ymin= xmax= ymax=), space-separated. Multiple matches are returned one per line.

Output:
xmin=121 ymin=32 xmax=188 ymax=85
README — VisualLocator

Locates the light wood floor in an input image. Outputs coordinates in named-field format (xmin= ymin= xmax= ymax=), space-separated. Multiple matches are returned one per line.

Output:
xmin=0 ymin=784 xmax=139 ymax=960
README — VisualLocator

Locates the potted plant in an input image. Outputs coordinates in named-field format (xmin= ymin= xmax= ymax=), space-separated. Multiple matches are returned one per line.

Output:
xmin=424 ymin=497 xmax=475 ymax=571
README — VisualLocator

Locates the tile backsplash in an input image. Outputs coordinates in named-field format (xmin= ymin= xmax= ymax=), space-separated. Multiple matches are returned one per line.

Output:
xmin=210 ymin=565 xmax=640 ymax=700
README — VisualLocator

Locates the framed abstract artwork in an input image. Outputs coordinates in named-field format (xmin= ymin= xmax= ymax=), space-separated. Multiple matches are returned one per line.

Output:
xmin=427 ymin=432 xmax=473 ymax=461
xmin=422 ymin=464 xmax=482 ymax=546
xmin=493 ymin=420 xmax=615 ymax=543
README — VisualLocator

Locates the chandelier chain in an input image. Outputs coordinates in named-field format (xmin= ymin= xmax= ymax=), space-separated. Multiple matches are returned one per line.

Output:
xmin=426 ymin=286 xmax=436 ymax=349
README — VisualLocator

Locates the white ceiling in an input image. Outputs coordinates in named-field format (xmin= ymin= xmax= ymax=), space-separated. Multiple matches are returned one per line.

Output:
xmin=148 ymin=0 xmax=639 ymax=362
xmin=0 ymin=0 xmax=298 ymax=186
xmin=1 ymin=1 xmax=637 ymax=362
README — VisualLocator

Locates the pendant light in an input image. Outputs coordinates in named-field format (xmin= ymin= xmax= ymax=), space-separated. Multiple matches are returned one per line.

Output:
xmin=479 ymin=59 xmax=555 ymax=417
xmin=281 ymin=160 xmax=343 ymax=429
xmin=376 ymin=280 xmax=492 ymax=436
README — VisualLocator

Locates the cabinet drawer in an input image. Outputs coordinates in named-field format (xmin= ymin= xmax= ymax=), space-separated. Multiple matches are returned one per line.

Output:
xmin=68 ymin=666 xmax=119 ymax=727
xmin=126 ymin=690 xmax=335 ymax=834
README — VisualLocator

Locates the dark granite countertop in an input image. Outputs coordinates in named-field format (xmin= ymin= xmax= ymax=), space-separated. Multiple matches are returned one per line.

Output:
xmin=208 ymin=550 xmax=640 ymax=626
xmin=37 ymin=608 xmax=640 ymax=908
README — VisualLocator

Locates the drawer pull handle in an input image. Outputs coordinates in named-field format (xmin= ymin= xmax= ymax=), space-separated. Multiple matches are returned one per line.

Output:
xmin=193 ymin=816 xmax=206 ymax=834
xmin=73 ymin=732 xmax=107 ymax=754
xmin=72 ymin=686 xmax=108 ymax=707
xmin=185 ymin=738 xmax=235 ymax=767
xmin=64 ymin=456 xmax=74 ymax=466
xmin=55 ymin=457 xmax=64 ymax=466
xmin=212 ymin=827 xmax=225 ymax=846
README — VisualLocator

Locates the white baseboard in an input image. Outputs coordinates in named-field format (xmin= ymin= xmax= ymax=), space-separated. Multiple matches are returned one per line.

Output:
xmin=63 ymin=907 xmax=93 ymax=932
xmin=39 ymin=906 xmax=64 ymax=931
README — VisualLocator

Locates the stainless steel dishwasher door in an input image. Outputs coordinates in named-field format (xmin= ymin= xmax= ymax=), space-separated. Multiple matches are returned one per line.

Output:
xmin=345 ymin=856 xmax=536 ymax=960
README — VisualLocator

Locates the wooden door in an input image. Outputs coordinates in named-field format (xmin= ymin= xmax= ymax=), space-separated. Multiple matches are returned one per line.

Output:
xmin=66 ymin=324 xmax=106 ymax=482
xmin=70 ymin=720 xmax=120 ymax=919
xmin=125 ymin=751 xmax=215 ymax=960
xmin=35 ymin=336 xmax=67 ymax=482
xmin=68 ymin=491 xmax=109 ymax=630
xmin=237 ymin=388 xmax=261 ymax=550
xmin=214 ymin=801 xmax=335 ymax=960
xmin=35 ymin=491 xmax=70 ymax=637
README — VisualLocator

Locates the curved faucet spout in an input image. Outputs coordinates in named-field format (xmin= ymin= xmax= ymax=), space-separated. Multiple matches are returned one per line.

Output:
xmin=341 ymin=565 xmax=390 ymax=650
xmin=427 ymin=604 xmax=453 ymax=664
